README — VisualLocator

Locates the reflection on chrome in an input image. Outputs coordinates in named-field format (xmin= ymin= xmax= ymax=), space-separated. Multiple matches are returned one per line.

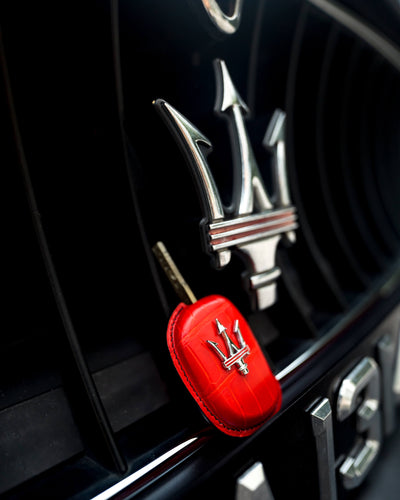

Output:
xmin=91 ymin=437 xmax=198 ymax=500
xmin=201 ymin=0 xmax=244 ymax=34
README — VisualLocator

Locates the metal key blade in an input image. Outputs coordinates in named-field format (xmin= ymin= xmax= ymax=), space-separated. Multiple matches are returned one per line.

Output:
xmin=152 ymin=241 xmax=197 ymax=305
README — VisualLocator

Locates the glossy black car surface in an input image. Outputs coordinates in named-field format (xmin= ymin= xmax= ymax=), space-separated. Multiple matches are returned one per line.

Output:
xmin=1 ymin=0 xmax=400 ymax=498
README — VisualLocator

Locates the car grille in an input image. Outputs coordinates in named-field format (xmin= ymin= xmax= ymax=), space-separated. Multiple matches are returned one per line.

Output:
xmin=1 ymin=0 xmax=400 ymax=498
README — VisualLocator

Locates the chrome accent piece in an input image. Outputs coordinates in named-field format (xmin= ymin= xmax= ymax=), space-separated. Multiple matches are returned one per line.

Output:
xmin=201 ymin=0 xmax=244 ymax=35
xmin=337 ymin=357 xmax=381 ymax=490
xmin=214 ymin=59 xmax=273 ymax=215
xmin=209 ymin=222 xmax=297 ymax=251
xmin=310 ymin=398 xmax=338 ymax=500
xmin=263 ymin=109 xmax=296 ymax=244
xmin=394 ymin=327 xmax=400 ymax=402
xmin=207 ymin=319 xmax=250 ymax=375
xmin=377 ymin=333 xmax=398 ymax=435
xmin=90 ymin=437 xmax=198 ymax=500
xmin=208 ymin=207 xmax=295 ymax=230
xmin=154 ymin=100 xmax=225 ymax=223
xmin=213 ymin=60 xmax=296 ymax=309
xmin=155 ymin=60 xmax=297 ymax=310
xmin=249 ymin=267 xmax=281 ymax=290
xmin=154 ymin=98 xmax=231 ymax=269
xmin=308 ymin=0 xmax=400 ymax=73
xmin=208 ymin=210 xmax=297 ymax=250
xmin=235 ymin=461 xmax=275 ymax=500
xmin=239 ymin=237 xmax=281 ymax=310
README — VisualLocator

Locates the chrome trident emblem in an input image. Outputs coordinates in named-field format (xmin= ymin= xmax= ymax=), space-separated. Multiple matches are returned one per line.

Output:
xmin=207 ymin=319 xmax=250 ymax=375
xmin=154 ymin=59 xmax=297 ymax=310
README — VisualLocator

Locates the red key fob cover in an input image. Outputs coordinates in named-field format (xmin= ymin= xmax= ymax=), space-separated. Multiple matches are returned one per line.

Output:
xmin=167 ymin=295 xmax=281 ymax=437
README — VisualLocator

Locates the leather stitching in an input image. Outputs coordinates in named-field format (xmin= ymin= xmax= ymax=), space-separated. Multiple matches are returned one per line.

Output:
xmin=167 ymin=303 xmax=279 ymax=435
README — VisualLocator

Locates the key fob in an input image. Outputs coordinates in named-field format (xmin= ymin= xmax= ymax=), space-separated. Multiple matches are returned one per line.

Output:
xmin=167 ymin=295 xmax=281 ymax=437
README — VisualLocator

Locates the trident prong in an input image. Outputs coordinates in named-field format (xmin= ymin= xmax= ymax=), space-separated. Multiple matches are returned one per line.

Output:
xmin=208 ymin=319 xmax=250 ymax=375
xmin=263 ymin=109 xmax=296 ymax=244
xmin=216 ymin=318 xmax=238 ymax=357
xmin=213 ymin=59 xmax=273 ymax=215
xmin=154 ymin=99 xmax=231 ymax=268
xmin=155 ymin=99 xmax=224 ymax=222
xmin=233 ymin=319 xmax=246 ymax=349
xmin=207 ymin=340 xmax=227 ymax=362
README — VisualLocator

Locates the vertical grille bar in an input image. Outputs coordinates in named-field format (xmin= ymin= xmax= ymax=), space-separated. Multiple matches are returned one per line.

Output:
xmin=0 ymin=28 xmax=126 ymax=475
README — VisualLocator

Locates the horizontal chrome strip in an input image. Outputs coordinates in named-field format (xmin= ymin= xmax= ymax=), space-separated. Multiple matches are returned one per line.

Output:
xmin=225 ymin=346 xmax=250 ymax=368
xmin=91 ymin=437 xmax=198 ymax=500
xmin=209 ymin=207 xmax=296 ymax=231
xmin=209 ymin=215 xmax=297 ymax=241
xmin=210 ymin=223 xmax=298 ymax=250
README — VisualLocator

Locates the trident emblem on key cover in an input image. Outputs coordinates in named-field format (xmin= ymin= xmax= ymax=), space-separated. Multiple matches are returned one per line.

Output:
xmin=208 ymin=319 xmax=250 ymax=375
xmin=154 ymin=59 xmax=298 ymax=310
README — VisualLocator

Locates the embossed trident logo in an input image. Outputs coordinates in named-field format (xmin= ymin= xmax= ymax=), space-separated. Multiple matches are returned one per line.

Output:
xmin=207 ymin=319 xmax=250 ymax=375
xmin=155 ymin=59 xmax=297 ymax=310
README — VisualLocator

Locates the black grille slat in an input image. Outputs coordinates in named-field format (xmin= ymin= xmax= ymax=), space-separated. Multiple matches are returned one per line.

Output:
xmin=0 ymin=390 xmax=84 ymax=495
xmin=286 ymin=5 xmax=350 ymax=311
xmin=373 ymin=67 xmax=400 ymax=242
xmin=315 ymin=28 xmax=381 ymax=280
xmin=337 ymin=43 xmax=393 ymax=268
xmin=0 ymin=28 xmax=126 ymax=476
xmin=287 ymin=4 xmax=400 ymax=309
xmin=288 ymin=10 xmax=370 ymax=294
xmin=358 ymin=55 xmax=400 ymax=255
